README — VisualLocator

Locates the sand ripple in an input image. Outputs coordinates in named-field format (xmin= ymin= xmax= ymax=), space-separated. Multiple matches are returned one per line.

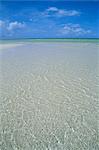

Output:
xmin=0 ymin=42 xmax=99 ymax=150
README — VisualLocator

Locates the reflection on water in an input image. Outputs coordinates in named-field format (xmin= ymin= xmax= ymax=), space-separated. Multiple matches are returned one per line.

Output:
xmin=0 ymin=42 xmax=99 ymax=150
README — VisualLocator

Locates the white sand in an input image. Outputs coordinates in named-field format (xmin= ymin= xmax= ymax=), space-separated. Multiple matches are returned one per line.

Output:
xmin=0 ymin=43 xmax=24 ymax=50
xmin=0 ymin=42 xmax=99 ymax=150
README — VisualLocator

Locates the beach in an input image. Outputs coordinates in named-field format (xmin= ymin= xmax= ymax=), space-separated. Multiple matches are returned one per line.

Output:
xmin=0 ymin=40 xmax=99 ymax=150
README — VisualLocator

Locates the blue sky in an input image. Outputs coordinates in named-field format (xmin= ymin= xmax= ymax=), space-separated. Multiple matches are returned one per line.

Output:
xmin=0 ymin=0 xmax=99 ymax=39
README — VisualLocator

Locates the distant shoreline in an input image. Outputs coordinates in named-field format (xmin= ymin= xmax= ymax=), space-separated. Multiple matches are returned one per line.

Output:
xmin=0 ymin=38 xmax=99 ymax=40
xmin=0 ymin=38 xmax=99 ymax=44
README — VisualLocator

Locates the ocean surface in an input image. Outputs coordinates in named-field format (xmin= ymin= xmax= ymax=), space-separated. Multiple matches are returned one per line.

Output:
xmin=0 ymin=40 xmax=99 ymax=150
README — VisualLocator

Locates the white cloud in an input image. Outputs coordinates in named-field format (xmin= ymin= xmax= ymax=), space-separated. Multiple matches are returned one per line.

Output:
xmin=0 ymin=20 xmax=26 ymax=38
xmin=0 ymin=20 xmax=5 ymax=28
xmin=44 ymin=7 xmax=80 ymax=17
xmin=47 ymin=7 xmax=58 ymax=12
xmin=7 ymin=21 xmax=25 ymax=31
xmin=60 ymin=23 xmax=91 ymax=35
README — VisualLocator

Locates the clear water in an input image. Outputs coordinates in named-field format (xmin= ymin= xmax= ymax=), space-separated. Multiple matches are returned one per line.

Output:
xmin=0 ymin=41 xmax=99 ymax=150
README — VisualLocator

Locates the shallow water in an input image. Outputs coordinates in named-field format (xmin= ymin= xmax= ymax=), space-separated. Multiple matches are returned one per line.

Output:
xmin=0 ymin=42 xmax=99 ymax=150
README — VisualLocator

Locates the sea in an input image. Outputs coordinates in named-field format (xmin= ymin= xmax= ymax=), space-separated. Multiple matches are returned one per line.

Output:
xmin=0 ymin=39 xmax=99 ymax=150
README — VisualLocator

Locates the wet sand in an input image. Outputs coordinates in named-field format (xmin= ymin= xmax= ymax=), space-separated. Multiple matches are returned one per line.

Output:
xmin=0 ymin=42 xmax=99 ymax=150
xmin=0 ymin=43 xmax=24 ymax=50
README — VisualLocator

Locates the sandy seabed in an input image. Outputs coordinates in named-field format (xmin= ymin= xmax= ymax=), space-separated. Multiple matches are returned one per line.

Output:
xmin=0 ymin=42 xmax=99 ymax=150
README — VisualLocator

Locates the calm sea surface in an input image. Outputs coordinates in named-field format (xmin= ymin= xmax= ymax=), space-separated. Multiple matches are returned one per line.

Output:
xmin=0 ymin=40 xmax=99 ymax=150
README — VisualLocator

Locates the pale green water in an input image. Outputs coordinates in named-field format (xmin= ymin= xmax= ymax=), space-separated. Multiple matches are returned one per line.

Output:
xmin=0 ymin=42 xmax=99 ymax=150
xmin=0 ymin=38 xmax=99 ymax=44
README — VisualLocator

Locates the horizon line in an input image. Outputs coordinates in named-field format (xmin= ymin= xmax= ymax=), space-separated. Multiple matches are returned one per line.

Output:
xmin=0 ymin=37 xmax=99 ymax=40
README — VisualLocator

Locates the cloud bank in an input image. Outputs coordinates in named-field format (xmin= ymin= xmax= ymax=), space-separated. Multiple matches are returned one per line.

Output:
xmin=0 ymin=20 xmax=26 ymax=38
xmin=7 ymin=21 xmax=25 ymax=31
xmin=43 ymin=7 xmax=80 ymax=17
xmin=60 ymin=23 xmax=91 ymax=36
xmin=0 ymin=20 xmax=92 ymax=38
xmin=0 ymin=20 xmax=25 ymax=31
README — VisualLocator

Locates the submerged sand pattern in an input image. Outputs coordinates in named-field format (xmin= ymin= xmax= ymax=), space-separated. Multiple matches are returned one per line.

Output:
xmin=0 ymin=42 xmax=99 ymax=150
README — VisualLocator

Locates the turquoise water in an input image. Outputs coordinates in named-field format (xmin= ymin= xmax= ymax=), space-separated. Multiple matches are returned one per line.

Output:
xmin=0 ymin=38 xmax=99 ymax=44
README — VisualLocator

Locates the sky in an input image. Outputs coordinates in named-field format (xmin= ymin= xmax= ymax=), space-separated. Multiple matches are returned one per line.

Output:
xmin=0 ymin=0 xmax=99 ymax=39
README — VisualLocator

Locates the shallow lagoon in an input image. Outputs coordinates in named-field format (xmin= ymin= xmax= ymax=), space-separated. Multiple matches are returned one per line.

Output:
xmin=0 ymin=41 xmax=99 ymax=150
